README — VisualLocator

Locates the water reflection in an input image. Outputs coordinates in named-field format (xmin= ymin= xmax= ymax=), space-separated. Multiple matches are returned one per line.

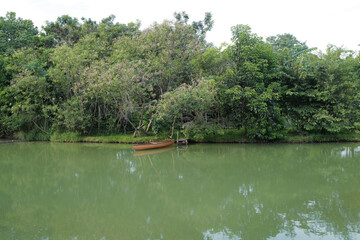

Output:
xmin=331 ymin=145 xmax=360 ymax=158
xmin=203 ymin=228 xmax=241 ymax=240
xmin=133 ymin=145 xmax=174 ymax=157
xmin=0 ymin=142 xmax=359 ymax=239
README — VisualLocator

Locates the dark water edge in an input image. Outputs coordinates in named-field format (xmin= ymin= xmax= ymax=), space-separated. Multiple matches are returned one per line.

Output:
xmin=3 ymin=132 xmax=360 ymax=144
xmin=0 ymin=139 xmax=24 ymax=144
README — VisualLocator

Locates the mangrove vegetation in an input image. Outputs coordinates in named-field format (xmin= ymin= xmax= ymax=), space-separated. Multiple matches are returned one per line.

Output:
xmin=1 ymin=12 xmax=360 ymax=142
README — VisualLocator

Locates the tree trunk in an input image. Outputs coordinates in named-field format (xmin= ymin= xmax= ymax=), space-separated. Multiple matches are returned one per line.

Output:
xmin=170 ymin=117 xmax=176 ymax=139
xmin=44 ymin=117 xmax=47 ymax=132
xmin=98 ymin=105 xmax=101 ymax=130
xmin=133 ymin=105 xmax=145 ymax=138
xmin=146 ymin=114 xmax=153 ymax=133
xmin=32 ymin=120 xmax=48 ymax=135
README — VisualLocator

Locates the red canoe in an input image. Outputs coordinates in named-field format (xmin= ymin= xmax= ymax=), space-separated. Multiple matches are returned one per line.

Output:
xmin=133 ymin=140 xmax=174 ymax=151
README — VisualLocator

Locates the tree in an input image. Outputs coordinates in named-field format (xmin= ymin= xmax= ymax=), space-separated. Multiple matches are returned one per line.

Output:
xmin=291 ymin=46 xmax=360 ymax=133
xmin=41 ymin=15 xmax=82 ymax=47
xmin=0 ymin=55 xmax=9 ymax=88
xmin=193 ymin=43 xmax=233 ymax=78
xmin=0 ymin=12 xmax=38 ymax=55
xmin=229 ymin=25 xmax=279 ymax=88
xmin=80 ymin=17 xmax=98 ymax=36
xmin=266 ymin=33 xmax=309 ymax=56
xmin=174 ymin=11 xmax=214 ymax=42
xmin=97 ymin=14 xmax=141 ymax=41
xmin=220 ymin=24 xmax=285 ymax=139
xmin=0 ymin=41 xmax=51 ymax=137
xmin=0 ymin=12 xmax=39 ymax=90
xmin=65 ymin=60 xmax=151 ymax=136
xmin=7 ymin=69 xmax=55 ymax=138
xmin=40 ymin=14 xmax=141 ymax=48
xmin=111 ymin=20 xmax=203 ymax=97
xmin=224 ymin=82 xmax=285 ymax=140
xmin=154 ymin=79 xmax=218 ymax=138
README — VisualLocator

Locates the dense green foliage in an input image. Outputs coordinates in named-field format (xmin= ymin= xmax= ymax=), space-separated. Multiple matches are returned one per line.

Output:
xmin=1 ymin=12 xmax=360 ymax=141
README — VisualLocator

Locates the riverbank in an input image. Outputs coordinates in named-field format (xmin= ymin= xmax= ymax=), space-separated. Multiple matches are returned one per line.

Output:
xmin=0 ymin=139 xmax=24 ymax=144
xmin=4 ymin=130 xmax=360 ymax=144
xmin=186 ymin=132 xmax=360 ymax=143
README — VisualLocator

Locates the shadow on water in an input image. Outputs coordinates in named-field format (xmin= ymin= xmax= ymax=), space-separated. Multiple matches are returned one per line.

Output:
xmin=0 ymin=142 xmax=359 ymax=239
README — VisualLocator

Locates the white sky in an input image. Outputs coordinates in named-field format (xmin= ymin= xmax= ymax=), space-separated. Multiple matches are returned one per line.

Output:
xmin=1 ymin=0 xmax=360 ymax=52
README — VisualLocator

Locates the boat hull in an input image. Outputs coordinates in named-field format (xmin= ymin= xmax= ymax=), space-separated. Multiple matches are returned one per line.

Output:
xmin=133 ymin=140 xmax=174 ymax=151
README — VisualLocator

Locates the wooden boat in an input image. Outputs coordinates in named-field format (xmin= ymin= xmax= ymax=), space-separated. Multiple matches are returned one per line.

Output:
xmin=133 ymin=140 xmax=174 ymax=151
xmin=133 ymin=145 xmax=174 ymax=156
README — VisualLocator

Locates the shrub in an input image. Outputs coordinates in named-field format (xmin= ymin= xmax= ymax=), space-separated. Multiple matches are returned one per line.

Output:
xmin=183 ymin=122 xmax=221 ymax=141
xmin=50 ymin=132 xmax=82 ymax=142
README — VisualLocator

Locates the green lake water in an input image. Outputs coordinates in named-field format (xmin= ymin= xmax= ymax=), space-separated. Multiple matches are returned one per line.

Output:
xmin=0 ymin=142 xmax=359 ymax=240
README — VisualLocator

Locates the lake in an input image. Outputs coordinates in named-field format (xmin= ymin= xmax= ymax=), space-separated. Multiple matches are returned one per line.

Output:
xmin=0 ymin=142 xmax=359 ymax=240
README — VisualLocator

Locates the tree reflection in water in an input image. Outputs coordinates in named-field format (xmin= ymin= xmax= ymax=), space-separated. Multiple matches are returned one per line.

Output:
xmin=0 ymin=142 xmax=359 ymax=239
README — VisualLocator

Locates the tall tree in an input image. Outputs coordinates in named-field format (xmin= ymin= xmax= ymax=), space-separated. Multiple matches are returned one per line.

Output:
xmin=174 ymin=11 xmax=214 ymax=42
xmin=221 ymin=24 xmax=285 ymax=139
xmin=41 ymin=15 xmax=82 ymax=47
xmin=0 ymin=12 xmax=39 ymax=88
xmin=0 ymin=12 xmax=38 ymax=55
xmin=97 ymin=14 xmax=141 ymax=41
xmin=153 ymin=79 xmax=218 ymax=138
xmin=266 ymin=33 xmax=309 ymax=56
xmin=111 ymin=20 xmax=203 ymax=97
xmin=284 ymin=46 xmax=360 ymax=133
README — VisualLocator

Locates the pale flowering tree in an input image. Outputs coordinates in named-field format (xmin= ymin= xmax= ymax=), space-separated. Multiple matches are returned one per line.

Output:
xmin=111 ymin=20 xmax=204 ymax=97
xmin=153 ymin=79 xmax=218 ymax=137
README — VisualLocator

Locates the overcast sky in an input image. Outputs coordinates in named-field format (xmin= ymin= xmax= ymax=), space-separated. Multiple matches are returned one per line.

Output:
xmin=1 ymin=0 xmax=360 ymax=52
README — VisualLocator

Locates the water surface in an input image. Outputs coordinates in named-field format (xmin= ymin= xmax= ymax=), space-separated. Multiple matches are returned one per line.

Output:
xmin=0 ymin=142 xmax=359 ymax=239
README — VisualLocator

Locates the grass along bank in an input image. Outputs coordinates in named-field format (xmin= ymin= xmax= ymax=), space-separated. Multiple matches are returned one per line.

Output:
xmin=50 ymin=132 xmax=170 ymax=143
xmin=186 ymin=131 xmax=360 ymax=143
xmin=10 ymin=129 xmax=360 ymax=144
xmin=11 ymin=131 xmax=164 ymax=143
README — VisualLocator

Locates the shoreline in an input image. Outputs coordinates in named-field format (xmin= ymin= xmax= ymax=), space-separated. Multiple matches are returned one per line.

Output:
xmin=2 ymin=132 xmax=360 ymax=144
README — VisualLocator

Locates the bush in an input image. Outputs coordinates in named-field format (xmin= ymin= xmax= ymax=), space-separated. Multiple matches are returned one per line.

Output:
xmin=247 ymin=117 xmax=287 ymax=141
xmin=50 ymin=132 xmax=82 ymax=142
xmin=14 ymin=129 xmax=50 ymax=141
xmin=183 ymin=122 xmax=221 ymax=141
